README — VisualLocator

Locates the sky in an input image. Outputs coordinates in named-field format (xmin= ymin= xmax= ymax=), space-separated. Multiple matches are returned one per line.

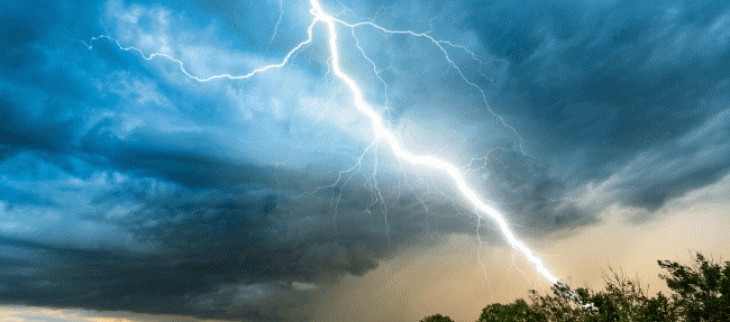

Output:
xmin=1 ymin=0 xmax=730 ymax=321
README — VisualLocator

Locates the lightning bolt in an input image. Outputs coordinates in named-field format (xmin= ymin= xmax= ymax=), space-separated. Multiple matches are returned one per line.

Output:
xmin=307 ymin=0 xmax=559 ymax=284
xmin=80 ymin=0 xmax=573 ymax=290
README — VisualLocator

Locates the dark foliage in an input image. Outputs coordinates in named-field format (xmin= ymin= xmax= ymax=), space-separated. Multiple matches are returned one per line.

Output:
xmin=421 ymin=313 xmax=456 ymax=322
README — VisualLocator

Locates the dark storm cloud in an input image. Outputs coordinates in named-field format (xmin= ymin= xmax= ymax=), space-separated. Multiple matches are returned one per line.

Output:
xmin=1 ymin=0 xmax=730 ymax=320
xmin=600 ymin=109 xmax=730 ymax=217
xmin=467 ymin=0 xmax=730 ymax=212
xmin=0 ymin=1 xmax=467 ymax=313
xmin=477 ymin=150 xmax=597 ymax=230
xmin=0 ymin=157 xmax=461 ymax=320
xmin=0 ymin=0 xmax=402 ymax=319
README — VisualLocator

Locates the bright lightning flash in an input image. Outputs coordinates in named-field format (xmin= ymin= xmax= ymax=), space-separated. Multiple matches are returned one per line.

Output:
xmin=81 ymin=0 xmax=570 ymax=289
xmin=308 ymin=0 xmax=560 ymax=285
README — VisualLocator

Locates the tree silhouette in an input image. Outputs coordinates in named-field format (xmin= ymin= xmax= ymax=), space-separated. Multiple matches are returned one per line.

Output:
xmin=659 ymin=253 xmax=730 ymax=322
xmin=420 ymin=313 xmax=456 ymax=322
xmin=421 ymin=252 xmax=728 ymax=322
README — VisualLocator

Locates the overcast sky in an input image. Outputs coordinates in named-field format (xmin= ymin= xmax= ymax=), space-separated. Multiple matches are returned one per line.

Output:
xmin=1 ymin=0 xmax=730 ymax=321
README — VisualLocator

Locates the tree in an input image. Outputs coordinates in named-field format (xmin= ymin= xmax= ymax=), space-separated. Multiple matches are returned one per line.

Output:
xmin=478 ymin=299 xmax=546 ymax=322
xmin=420 ymin=313 xmax=456 ymax=322
xmin=639 ymin=292 xmax=678 ymax=322
xmin=659 ymin=253 xmax=730 ymax=322
xmin=528 ymin=286 xmax=587 ymax=322
xmin=585 ymin=269 xmax=651 ymax=322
